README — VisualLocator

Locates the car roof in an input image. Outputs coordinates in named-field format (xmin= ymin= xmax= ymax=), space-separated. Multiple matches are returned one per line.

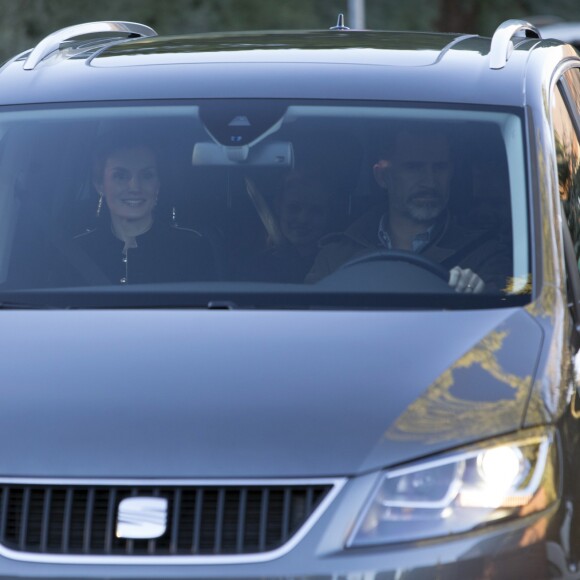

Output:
xmin=0 ymin=19 xmax=572 ymax=107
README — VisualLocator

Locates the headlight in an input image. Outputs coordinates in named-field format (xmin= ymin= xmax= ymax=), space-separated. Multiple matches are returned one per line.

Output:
xmin=348 ymin=430 xmax=558 ymax=546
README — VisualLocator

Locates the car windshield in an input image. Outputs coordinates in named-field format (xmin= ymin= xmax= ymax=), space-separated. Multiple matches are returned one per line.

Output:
xmin=0 ymin=100 xmax=529 ymax=309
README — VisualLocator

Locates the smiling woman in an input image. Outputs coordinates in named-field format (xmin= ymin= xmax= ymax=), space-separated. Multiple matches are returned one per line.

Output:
xmin=72 ymin=131 xmax=217 ymax=285
xmin=97 ymin=144 xmax=160 ymax=235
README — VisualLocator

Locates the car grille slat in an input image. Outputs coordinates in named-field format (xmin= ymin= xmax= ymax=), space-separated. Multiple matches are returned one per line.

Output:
xmin=213 ymin=488 xmax=224 ymax=554
xmin=258 ymin=488 xmax=269 ymax=552
xmin=0 ymin=487 xmax=8 ymax=544
xmin=40 ymin=488 xmax=51 ymax=552
xmin=169 ymin=488 xmax=181 ymax=554
xmin=61 ymin=489 xmax=73 ymax=553
xmin=236 ymin=488 xmax=247 ymax=554
xmin=104 ymin=488 xmax=116 ymax=554
xmin=0 ymin=483 xmax=332 ymax=557
xmin=281 ymin=487 xmax=291 ymax=540
xmin=19 ymin=487 xmax=30 ymax=550
xmin=191 ymin=488 xmax=203 ymax=554
xmin=82 ymin=488 xmax=94 ymax=554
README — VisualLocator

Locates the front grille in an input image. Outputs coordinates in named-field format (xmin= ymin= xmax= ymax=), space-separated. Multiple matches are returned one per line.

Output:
xmin=0 ymin=483 xmax=333 ymax=557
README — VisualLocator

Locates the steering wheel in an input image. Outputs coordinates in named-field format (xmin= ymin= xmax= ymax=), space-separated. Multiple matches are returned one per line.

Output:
xmin=335 ymin=249 xmax=450 ymax=281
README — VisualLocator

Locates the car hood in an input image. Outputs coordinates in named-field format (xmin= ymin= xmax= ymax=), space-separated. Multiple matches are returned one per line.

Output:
xmin=0 ymin=307 xmax=542 ymax=478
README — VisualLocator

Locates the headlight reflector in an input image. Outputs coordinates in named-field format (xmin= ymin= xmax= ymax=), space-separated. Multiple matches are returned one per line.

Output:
xmin=348 ymin=432 xmax=556 ymax=546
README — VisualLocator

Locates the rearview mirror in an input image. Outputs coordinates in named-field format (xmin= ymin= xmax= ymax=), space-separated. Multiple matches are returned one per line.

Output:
xmin=192 ymin=141 xmax=293 ymax=167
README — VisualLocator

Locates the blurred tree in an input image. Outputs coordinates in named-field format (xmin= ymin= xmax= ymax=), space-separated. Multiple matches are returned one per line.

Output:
xmin=368 ymin=0 xmax=580 ymax=34
xmin=4 ymin=0 xmax=580 ymax=63
xmin=435 ymin=0 xmax=482 ymax=33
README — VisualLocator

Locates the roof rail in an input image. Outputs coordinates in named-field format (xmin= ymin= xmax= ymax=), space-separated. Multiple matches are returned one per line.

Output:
xmin=23 ymin=21 xmax=157 ymax=70
xmin=489 ymin=19 xmax=541 ymax=70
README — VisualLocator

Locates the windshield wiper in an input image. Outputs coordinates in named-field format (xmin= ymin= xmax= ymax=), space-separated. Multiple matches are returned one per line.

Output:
xmin=0 ymin=301 xmax=61 ymax=309
xmin=207 ymin=300 xmax=238 ymax=310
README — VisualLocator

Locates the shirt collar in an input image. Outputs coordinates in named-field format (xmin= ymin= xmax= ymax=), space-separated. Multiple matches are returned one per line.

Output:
xmin=377 ymin=211 xmax=444 ymax=253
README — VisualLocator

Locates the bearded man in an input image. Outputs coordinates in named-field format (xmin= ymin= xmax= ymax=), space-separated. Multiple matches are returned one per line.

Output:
xmin=306 ymin=127 xmax=510 ymax=293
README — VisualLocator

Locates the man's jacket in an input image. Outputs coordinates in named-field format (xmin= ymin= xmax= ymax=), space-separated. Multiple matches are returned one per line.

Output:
xmin=306 ymin=203 xmax=512 ymax=292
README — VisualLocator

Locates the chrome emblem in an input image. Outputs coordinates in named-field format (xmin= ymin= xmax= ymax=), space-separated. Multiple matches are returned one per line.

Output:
xmin=116 ymin=497 xmax=168 ymax=539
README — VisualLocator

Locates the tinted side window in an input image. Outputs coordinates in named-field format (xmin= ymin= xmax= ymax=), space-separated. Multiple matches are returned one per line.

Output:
xmin=553 ymin=75 xmax=580 ymax=263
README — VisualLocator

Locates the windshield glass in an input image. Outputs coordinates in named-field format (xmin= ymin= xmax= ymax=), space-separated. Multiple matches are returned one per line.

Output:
xmin=0 ymin=101 xmax=528 ymax=309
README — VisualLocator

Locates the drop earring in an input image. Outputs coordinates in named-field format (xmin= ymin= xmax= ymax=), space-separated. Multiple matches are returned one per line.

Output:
xmin=96 ymin=194 xmax=103 ymax=217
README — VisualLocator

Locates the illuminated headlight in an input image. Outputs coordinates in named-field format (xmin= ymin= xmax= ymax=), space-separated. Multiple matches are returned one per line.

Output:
xmin=348 ymin=431 xmax=557 ymax=546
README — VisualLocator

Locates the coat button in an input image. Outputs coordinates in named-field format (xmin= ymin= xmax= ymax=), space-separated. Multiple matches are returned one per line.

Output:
xmin=120 ymin=277 xmax=127 ymax=284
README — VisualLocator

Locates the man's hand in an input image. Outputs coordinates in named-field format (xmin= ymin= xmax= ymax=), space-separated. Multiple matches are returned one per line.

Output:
xmin=448 ymin=266 xmax=485 ymax=293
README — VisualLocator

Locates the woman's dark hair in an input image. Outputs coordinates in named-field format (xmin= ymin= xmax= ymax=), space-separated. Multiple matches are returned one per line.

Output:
xmin=92 ymin=129 xmax=159 ymax=184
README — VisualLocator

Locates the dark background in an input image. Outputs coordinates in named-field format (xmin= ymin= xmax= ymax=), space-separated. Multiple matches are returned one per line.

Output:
xmin=2 ymin=0 xmax=580 ymax=64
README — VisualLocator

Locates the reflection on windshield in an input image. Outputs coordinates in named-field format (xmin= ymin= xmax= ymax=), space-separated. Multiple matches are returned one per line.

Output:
xmin=0 ymin=101 xmax=528 ymax=309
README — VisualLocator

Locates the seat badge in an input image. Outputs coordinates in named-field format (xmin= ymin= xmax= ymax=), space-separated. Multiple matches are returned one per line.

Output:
xmin=116 ymin=497 xmax=168 ymax=539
